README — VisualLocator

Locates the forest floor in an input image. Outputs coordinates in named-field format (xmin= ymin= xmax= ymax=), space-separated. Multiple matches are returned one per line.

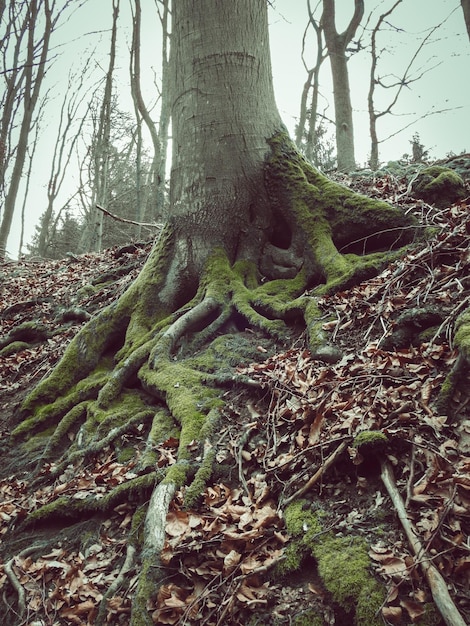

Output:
xmin=0 ymin=169 xmax=469 ymax=626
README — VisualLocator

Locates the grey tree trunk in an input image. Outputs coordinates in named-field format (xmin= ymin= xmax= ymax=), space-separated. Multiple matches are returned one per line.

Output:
xmin=295 ymin=0 xmax=326 ymax=165
xmin=462 ymin=0 xmax=470 ymax=41
xmin=169 ymin=0 xmax=284 ymax=284
xmin=81 ymin=0 xmax=119 ymax=253
xmin=322 ymin=0 xmax=363 ymax=172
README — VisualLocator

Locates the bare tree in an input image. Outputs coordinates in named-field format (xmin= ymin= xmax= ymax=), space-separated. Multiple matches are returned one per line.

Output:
xmin=295 ymin=0 xmax=329 ymax=166
xmin=321 ymin=0 xmax=364 ymax=172
xmin=37 ymin=63 xmax=94 ymax=256
xmin=368 ymin=4 xmax=457 ymax=169
xmin=129 ymin=0 xmax=170 ymax=238
xmin=0 ymin=0 xmax=74 ymax=259
xmin=80 ymin=0 xmax=119 ymax=253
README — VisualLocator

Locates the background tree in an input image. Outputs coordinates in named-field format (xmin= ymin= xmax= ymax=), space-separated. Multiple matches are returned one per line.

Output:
xmin=295 ymin=0 xmax=330 ymax=166
xmin=367 ymin=2 xmax=453 ymax=169
xmin=0 ymin=0 xmax=75 ymax=260
xmin=321 ymin=0 xmax=364 ymax=172
xmin=10 ymin=2 xmax=424 ymax=624
xmin=79 ymin=0 xmax=119 ymax=253
xmin=36 ymin=63 xmax=93 ymax=256
xmin=130 ymin=0 xmax=170 ymax=236
xmin=462 ymin=0 xmax=470 ymax=40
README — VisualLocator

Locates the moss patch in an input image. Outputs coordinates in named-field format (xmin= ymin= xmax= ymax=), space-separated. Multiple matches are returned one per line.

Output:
xmin=280 ymin=500 xmax=385 ymax=625
xmin=412 ymin=166 xmax=466 ymax=208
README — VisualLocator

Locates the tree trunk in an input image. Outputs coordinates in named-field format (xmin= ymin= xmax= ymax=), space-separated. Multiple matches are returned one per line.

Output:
xmin=295 ymin=0 xmax=326 ymax=165
xmin=462 ymin=0 xmax=470 ymax=41
xmin=0 ymin=0 xmax=53 ymax=259
xmin=322 ymin=0 xmax=364 ymax=172
xmin=168 ymin=0 xmax=284 ymax=284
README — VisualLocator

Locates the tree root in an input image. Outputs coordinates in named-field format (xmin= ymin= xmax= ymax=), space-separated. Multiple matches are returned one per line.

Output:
xmin=380 ymin=459 xmax=466 ymax=626
xmin=7 ymin=204 xmax=418 ymax=624
xmin=4 ymin=542 xmax=50 ymax=619
xmin=95 ymin=543 xmax=137 ymax=626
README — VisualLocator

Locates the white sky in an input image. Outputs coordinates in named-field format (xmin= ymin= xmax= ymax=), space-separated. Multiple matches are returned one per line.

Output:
xmin=5 ymin=0 xmax=469 ymax=258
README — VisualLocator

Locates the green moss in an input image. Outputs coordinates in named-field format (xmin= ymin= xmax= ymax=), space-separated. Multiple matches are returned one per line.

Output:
xmin=280 ymin=500 xmax=385 ymax=626
xmin=117 ymin=224 xmax=174 ymax=356
xmin=0 ymin=340 xmax=31 ymax=356
xmin=412 ymin=166 xmax=466 ymax=207
xmin=129 ymin=503 xmax=148 ymax=548
xmin=164 ymin=460 xmax=190 ymax=487
xmin=117 ymin=446 xmax=136 ymax=464
xmin=184 ymin=446 xmax=215 ymax=507
xmin=276 ymin=541 xmax=305 ymax=576
xmin=140 ymin=408 xmax=178 ymax=470
xmin=266 ymin=132 xmax=414 ymax=289
xmin=284 ymin=500 xmax=323 ymax=538
xmin=293 ymin=611 xmax=325 ymax=626
xmin=454 ymin=308 xmax=470 ymax=359
xmin=131 ymin=554 xmax=158 ymax=625
xmin=20 ymin=313 xmax=124 ymax=414
xmin=314 ymin=535 xmax=384 ymax=625
xmin=352 ymin=430 xmax=388 ymax=453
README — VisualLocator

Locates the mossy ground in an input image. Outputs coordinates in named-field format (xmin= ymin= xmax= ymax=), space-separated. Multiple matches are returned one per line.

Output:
xmin=278 ymin=500 xmax=385 ymax=626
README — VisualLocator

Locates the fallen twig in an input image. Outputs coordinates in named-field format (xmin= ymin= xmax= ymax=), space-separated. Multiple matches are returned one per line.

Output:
xmin=282 ymin=440 xmax=349 ymax=506
xmin=380 ymin=459 xmax=466 ymax=626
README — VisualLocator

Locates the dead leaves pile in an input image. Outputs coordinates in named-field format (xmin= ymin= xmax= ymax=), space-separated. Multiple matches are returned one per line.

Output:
xmin=150 ymin=484 xmax=287 ymax=625
xmin=0 ymin=455 xmax=140 ymax=624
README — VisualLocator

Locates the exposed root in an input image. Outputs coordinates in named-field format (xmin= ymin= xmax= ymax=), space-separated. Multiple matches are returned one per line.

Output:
xmin=95 ymin=543 xmax=137 ymax=626
xmin=4 ymin=542 xmax=49 ymax=619
xmin=4 ymin=152 xmax=421 ymax=623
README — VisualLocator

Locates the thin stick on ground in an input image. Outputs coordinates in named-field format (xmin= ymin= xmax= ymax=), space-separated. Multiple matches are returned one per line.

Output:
xmin=380 ymin=459 xmax=466 ymax=626
xmin=282 ymin=440 xmax=349 ymax=506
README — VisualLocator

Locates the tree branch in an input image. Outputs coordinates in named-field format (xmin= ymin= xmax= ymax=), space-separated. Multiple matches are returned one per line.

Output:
xmin=380 ymin=459 xmax=466 ymax=626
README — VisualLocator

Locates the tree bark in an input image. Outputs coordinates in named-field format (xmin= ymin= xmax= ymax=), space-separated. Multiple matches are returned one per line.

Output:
xmin=462 ymin=0 xmax=470 ymax=41
xmin=321 ymin=0 xmax=364 ymax=172
xmin=168 ymin=0 xmax=284 ymax=284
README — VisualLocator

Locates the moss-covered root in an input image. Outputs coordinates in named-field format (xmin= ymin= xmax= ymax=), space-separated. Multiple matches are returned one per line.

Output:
xmin=131 ymin=482 xmax=176 ymax=625
xmin=437 ymin=308 xmax=470 ymax=417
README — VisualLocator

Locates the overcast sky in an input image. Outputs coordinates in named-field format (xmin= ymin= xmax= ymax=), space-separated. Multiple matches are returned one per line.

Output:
xmin=5 ymin=0 xmax=469 ymax=258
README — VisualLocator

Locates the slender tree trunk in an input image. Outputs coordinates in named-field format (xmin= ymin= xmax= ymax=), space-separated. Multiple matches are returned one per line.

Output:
xmin=38 ymin=66 xmax=92 ymax=256
xmin=81 ymin=0 xmax=119 ymax=253
xmin=296 ymin=0 xmax=326 ymax=164
xmin=155 ymin=0 xmax=171 ymax=218
xmin=462 ymin=0 xmax=470 ymax=41
xmin=368 ymin=2 xmax=404 ymax=170
xmin=321 ymin=0 xmax=363 ymax=172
